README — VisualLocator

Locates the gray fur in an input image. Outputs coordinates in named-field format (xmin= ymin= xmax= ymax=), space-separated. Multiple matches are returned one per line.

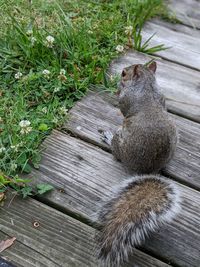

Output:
xmin=96 ymin=62 xmax=180 ymax=267
xmin=96 ymin=175 xmax=181 ymax=267
xmin=111 ymin=63 xmax=177 ymax=173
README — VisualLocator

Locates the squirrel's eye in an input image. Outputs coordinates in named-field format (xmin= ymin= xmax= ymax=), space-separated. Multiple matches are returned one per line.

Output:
xmin=122 ymin=70 xmax=126 ymax=77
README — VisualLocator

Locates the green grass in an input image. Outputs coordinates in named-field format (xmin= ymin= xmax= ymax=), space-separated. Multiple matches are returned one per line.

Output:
xmin=0 ymin=0 xmax=170 ymax=197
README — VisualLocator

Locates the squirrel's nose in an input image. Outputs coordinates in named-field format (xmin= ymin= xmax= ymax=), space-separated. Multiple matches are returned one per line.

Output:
xmin=116 ymin=82 xmax=122 ymax=95
xmin=116 ymin=81 xmax=124 ymax=95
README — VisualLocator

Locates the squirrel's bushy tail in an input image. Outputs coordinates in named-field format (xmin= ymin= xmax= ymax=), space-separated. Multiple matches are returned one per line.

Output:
xmin=96 ymin=175 xmax=181 ymax=267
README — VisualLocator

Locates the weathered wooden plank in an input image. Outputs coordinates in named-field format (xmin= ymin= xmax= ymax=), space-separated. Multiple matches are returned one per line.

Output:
xmin=0 ymin=231 xmax=55 ymax=267
xmin=26 ymin=130 xmax=200 ymax=267
xmin=169 ymin=0 xmax=200 ymax=29
xmin=0 ymin=192 xmax=96 ymax=267
xmin=142 ymin=21 xmax=200 ymax=70
xmin=0 ymin=193 xmax=168 ymax=267
xmin=166 ymin=115 xmax=200 ymax=185
xmin=65 ymin=93 xmax=200 ymax=190
xmin=0 ymin=255 xmax=17 ymax=267
xmin=109 ymin=51 xmax=200 ymax=123
xmin=151 ymin=19 xmax=200 ymax=38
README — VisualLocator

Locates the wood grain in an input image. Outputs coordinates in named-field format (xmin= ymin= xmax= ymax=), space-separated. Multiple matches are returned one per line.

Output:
xmin=25 ymin=129 xmax=200 ymax=267
xmin=151 ymin=19 xmax=200 ymax=38
xmin=0 ymin=230 xmax=56 ymax=267
xmin=142 ymin=21 xmax=200 ymax=70
xmin=169 ymin=0 xmax=200 ymax=29
xmin=109 ymin=51 xmax=200 ymax=123
xmin=0 ymin=192 xmax=96 ymax=267
xmin=0 ymin=192 xmax=169 ymax=267
xmin=65 ymin=93 xmax=200 ymax=190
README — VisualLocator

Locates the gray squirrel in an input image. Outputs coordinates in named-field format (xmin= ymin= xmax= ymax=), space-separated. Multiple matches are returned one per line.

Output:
xmin=96 ymin=61 xmax=181 ymax=267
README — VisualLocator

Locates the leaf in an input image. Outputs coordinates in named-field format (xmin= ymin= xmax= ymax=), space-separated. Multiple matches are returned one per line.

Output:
xmin=15 ymin=178 xmax=31 ymax=183
xmin=33 ymin=163 xmax=40 ymax=169
xmin=32 ymin=153 xmax=41 ymax=169
xmin=0 ymin=237 xmax=16 ymax=253
xmin=36 ymin=184 xmax=54 ymax=195
xmin=10 ymin=183 xmax=21 ymax=192
xmin=20 ymin=186 xmax=33 ymax=198
xmin=32 ymin=153 xmax=42 ymax=164
xmin=0 ymin=187 xmax=7 ymax=193
xmin=38 ymin=123 xmax=48 ymax=131
xmin=16 ymin=153 xmax=27 ymax=165
xmin=0 ymin=175 xmax=10 ymax=185
xmin=22 ymin=163 xmax=32 ymax=173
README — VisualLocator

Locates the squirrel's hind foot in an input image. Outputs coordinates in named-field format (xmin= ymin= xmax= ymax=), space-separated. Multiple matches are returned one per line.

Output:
xmin=100 ymin=130 xmax=113 ymax=146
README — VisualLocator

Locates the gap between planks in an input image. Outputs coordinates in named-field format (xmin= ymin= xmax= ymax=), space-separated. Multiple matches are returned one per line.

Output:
xmin=65 ymin=92 xmax=200 ymax=191
xmin=109 ymin=50 xmax=200 ymax=124
xmin=168 ymin=0 xmax=200 ymax=29
xmin=0 ymin=229 xmax=59 ymax=267
xmin=142 ymin=19 xmax=200 ymax=71
xmin=3 ymin=3 xmax=200 ymax=267
xmin=0 ymin=191 xmax=170 ymax=267
xmin=16 ymin=9 xmax=200 ymax=267
xmin=25 ymin=128 xmax=200 ymax=267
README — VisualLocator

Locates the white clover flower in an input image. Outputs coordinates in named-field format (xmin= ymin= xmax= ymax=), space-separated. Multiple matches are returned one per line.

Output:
xmin=31 ymin=37 xmax=37 ymax=46
xmin=12 ymin=141 xmax=24 ymax=148
xmin=88 ymin=30 xmax=93 ymax=34
xmin=60 ymin=69 xmax=66 ymax=75
xmin=41 ymin=107 xmax=48 ymax=114
xmin=125 ymin=26 xmax=133 ymax=35
xmin=26 ymin=29 xmax=33 ymax=36
xmin=54 ymin=87 xmax=60 ymax=93
xmin=19 ymin=120 xmax=31 ymax=128
xmin=52 ymin=118 xmax=58 ymax=124
xmin=0 ymin=146 xmax=6 ymax=153
xmin=15 ymin=72 xmax=23 ymax=79
xmin=110 ymin=75 xmax=114 ymax=82
xmin=20 ymin=126 xmax=32 ymax=135
xmin=19 ymin=141 xmax=24 ymax=147
xmin=116 ymin=45 xmax=124 ymax=53
xmin=46 ymin=35 xmax=55 ymax=43
xmin=11 ymin=145 xmax=19 ymax=152
xmin=11 ymin=163 xmax=18 ymax=171
xmin=45 ymin=35 xmax=55 ymax=48
xmin=42 ymin=69 xmax=50 ymax=77
xmin=59 ymin=107 xmax=68 ymax=115
xmin=19 ymin=120 xmax=32 ymax=134
xmin=0 ymin=117 xmax=2 ymax=123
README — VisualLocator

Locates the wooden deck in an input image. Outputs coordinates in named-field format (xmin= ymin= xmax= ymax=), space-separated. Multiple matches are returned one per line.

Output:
xmin=1 ymin=1 xmax=200 ymax=266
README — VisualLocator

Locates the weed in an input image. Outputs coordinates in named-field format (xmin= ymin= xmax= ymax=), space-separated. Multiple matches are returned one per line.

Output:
xmin=0 ymin=0 xmax=170 ymax=197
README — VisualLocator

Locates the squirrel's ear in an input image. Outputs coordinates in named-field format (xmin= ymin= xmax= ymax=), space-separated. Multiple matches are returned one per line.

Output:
xmin=133 ymin=64 xmax=141 ymax=77
xmin=121 ymin=69 xmax=127 ymax=77
xmin=148 ymin=61 xmax=157 ymax=73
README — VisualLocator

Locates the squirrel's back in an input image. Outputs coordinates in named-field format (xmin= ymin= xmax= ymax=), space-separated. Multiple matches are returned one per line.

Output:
xmin=113 ymin=109 xmax=177 ymax=173
xmin=111 ymin=61 xmax=177 ymax=173
xmin=96 ymin=175 xmax=181 ymax=267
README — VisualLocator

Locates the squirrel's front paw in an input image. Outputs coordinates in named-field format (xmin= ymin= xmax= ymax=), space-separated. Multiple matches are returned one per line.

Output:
xmin=98 ymin=130 xmax=113 ymax=146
